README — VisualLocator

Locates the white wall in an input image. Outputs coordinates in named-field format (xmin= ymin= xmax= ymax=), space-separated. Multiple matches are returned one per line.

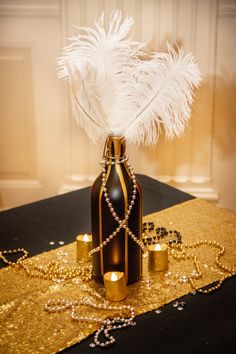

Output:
xmin=212 ymin=0 xmax=236 ymax=212
xmin=0 ymin=0 xmax=235 ymax=212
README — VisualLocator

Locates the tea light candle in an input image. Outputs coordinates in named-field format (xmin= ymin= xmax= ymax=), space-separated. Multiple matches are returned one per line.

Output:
xmin=148 ymin=243 xmax=168 ymax=272
xmin=103 ymin=271 xmax=128 ymax=302
xmin=76 ymin=234 xmax=92 ymax=262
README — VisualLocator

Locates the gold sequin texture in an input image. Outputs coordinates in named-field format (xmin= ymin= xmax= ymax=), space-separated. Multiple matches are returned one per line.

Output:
xmin=0 ymin=199 xmax=235 ymax=353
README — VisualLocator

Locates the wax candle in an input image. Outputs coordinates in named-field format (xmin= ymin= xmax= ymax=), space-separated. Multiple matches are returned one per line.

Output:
xmin=76 ymin=234 xmax=92 ymax=262
xmin=103 ymin=271 xmax=128 ymax=301
xmin=148 ymin=243 xmax=168 ymax=272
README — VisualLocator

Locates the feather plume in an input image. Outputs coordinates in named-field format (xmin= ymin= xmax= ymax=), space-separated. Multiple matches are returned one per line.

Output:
xmin=57 ymin=10 xmax=201 ymax=145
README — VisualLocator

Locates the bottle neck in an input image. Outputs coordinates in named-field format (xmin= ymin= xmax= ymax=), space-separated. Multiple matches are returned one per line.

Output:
xmin=103 ymin=135 xmax=126 ymax=163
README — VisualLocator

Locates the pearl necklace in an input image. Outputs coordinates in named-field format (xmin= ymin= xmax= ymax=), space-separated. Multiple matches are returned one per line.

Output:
xmin=168 ymin=240 xmax=236 ymax=294
xmin=0 ymin=248 xmax=28 ymax=265
xmin=45 ymin=295 xmax=136 ymax=348
xmin=89 ymin=156 xmax=145 ymax=256
xmin=142 ymin=224 xmax=182 ymax=248
xmin=0 ymin=248 xmax=92 ymax=282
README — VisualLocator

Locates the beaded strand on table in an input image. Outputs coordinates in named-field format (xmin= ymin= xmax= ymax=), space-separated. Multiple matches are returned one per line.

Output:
xmin=142 ymin=223 xmax=182 ymax=248
xmin=0 ymin=248 xmax=28 ymax=265
xmin=141 ymin=222 xmax=236 ymax=294
xmin=0 ymin=248 xmax=92 ymax=282
xmin=169 ymin=240 xmax=236 ymax=294
xmin=45 ymin=295 xmax=136 ymax=348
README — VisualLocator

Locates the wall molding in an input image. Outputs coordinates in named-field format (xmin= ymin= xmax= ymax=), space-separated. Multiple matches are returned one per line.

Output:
xmin=0 ymin=1 xmax=60 ymax=17
xmin=0 ymin=179 xmax=42 ymax=189
xmin=156 ymin=175 xmax=218 ymax=202
xmin=58 ymin=174 xmax=218 ymax=202
xmin=180 ymin=187 xmax=218 ymax=202
xmin=219 ymin=3 xmax=236 ymax=17
xmin=0 ymin=47 xmax=36 ymax=180
xmin=0 ymin=179 xmax=44 ymax=209
xmin=58 ymin=174 xmax=96 ymax=194
xmin=156 ymin=175 xmax=211 ymax=185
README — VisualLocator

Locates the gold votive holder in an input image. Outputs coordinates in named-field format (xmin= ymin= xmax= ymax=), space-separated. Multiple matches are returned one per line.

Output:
xmin=76 ymin=234 xmax=92 ymax=262
xmin=103 ymin=271 xmax=128 ymax=302
xmin=148 ymin=243 xmax=168 ymax=272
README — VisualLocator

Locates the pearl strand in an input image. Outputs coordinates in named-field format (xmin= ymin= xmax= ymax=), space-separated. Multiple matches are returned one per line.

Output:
xmin=0 ymin=248 xmax=92 ymax=282
xmin=89 ymin=157 xmax=145 ymax=256
xmin=0 ymin=248 xmax=28 ymax=265
xmin=169 ymin=240 xmax=236 ymax=294
xmin=45 ymin=297 xmax=136 ymax=348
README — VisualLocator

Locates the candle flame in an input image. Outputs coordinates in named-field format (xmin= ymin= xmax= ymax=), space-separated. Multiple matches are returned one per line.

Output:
xmin=83 ymin=234 xmax=89 ymax=242
xmin=111 ymin=272 xmax=118 ymax=281
xmin=154 ymin=244 xmax=161 ymax=251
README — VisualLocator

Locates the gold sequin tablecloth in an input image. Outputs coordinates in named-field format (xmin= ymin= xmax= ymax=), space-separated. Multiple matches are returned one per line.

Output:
xmin=0 ymin=199 xmax=236 ymax=353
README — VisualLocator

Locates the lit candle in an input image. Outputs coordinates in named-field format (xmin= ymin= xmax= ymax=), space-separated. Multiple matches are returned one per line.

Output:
xmin=148 ymin=243 xmax=168 ymax=272
xmin=103 ymin=271 xmax=128 ymax=301
xmin=76 ymin=234 xmax=92 ymax=262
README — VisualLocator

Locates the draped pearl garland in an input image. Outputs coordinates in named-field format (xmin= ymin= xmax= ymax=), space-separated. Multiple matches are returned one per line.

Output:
xmin=89 ymin=157 xmax=145 ymax=257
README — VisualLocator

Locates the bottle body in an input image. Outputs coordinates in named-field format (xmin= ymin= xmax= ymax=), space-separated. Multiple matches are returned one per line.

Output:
xmin=91 ymin=136 xmax=142 ymax=285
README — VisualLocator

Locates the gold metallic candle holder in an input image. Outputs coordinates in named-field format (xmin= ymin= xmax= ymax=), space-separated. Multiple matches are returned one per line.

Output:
xmin=103 ymin=271 xmax=128 ymax=302
xmin=148 ymin=243 xmax=168 ymax=272
xmin=76 ymin=234 xmax=92 ymax=262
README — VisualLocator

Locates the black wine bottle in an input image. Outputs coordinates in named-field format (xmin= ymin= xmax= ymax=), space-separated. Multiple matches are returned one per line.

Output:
xmin=91 ymin=135 xmax=142 ymax=285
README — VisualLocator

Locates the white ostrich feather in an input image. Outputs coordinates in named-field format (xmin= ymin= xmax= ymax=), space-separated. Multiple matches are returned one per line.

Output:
xmin=57 ymin=10 xmax=201 ymax=145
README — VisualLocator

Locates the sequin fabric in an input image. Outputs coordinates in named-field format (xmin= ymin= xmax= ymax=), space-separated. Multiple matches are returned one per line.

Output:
xmin=0 ymin=199 xmax=235 ymax=353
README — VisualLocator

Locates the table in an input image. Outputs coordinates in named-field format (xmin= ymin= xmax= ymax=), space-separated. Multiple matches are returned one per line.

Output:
xmin=0 ymin=175 xmax=235 ymax=354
